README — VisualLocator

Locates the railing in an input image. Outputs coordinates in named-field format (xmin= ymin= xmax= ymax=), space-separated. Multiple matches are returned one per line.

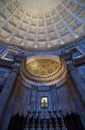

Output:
xmin=8 ymin=111 xmax=84 ymax=130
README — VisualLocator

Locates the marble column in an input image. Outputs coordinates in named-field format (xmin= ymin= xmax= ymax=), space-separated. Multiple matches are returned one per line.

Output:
xmin=67 ymin=63 xmax=85 ymax=128
xmin=67 ymin=77 xmax=85 ymax=129
xmin=0 ymin=65 xmax=19 ymax=123
xmin=68 ymin=62 xmax=85 ymax=104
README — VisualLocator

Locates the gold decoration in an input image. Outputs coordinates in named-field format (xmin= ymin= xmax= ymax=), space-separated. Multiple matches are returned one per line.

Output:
xmin=27 ymin=59 xmax=60 ymax=77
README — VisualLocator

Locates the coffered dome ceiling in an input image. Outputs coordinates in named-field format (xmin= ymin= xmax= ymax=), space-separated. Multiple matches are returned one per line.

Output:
xmin=0 ymin=0 xmax=85 ymax=51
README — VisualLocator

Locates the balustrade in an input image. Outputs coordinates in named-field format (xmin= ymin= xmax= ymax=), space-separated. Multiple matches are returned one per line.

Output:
xmin=8 ymin=111 xmax=84 ymax=130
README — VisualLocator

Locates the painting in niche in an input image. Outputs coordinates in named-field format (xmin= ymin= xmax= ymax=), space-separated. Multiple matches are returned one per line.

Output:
xmin=41 ymin=97 xmax=48 ymax=108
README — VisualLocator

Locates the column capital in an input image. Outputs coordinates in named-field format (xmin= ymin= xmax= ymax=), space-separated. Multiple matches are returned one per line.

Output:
xmin=12 ymin=65 xmax=20 ymax=74
xmin=60 ymin=51 xmax=72 ymax=61
xmin=67 ymin=62 xmax=76 ymax=72
xmin=13 ymin=54 xmax=26 ymax=63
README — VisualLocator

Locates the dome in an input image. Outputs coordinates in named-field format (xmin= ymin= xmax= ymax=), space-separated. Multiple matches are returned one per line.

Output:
xmin=0 ymin=0 xmax=85 ymax=51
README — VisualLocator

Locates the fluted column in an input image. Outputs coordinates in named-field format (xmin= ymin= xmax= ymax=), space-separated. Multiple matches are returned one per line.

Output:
xmin=0 ymin=65 xmax=19 ymax=122
xmin=67 ymin=62 xmax=85 ymax=104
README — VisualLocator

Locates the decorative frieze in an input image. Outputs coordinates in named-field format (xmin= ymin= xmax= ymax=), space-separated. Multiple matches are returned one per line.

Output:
xmin=0 ymin=58 xmax=14 ymax=68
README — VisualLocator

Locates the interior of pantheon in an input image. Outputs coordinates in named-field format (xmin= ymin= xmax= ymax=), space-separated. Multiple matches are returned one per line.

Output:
xmin=0 ymin=0 xmax=85 ymax=130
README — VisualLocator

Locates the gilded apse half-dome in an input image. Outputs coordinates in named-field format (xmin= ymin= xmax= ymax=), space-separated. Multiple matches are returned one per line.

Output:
xmin=0 ymin=0 xmax=85 ymax=51
xmin=26 ymin=58 xmax=60 ymax=77
xmin=21 ymin=56 xmax=67 ymax=86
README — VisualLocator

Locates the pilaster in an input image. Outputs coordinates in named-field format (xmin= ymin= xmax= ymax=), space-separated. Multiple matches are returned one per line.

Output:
xmin=67 ymin=62 xmax=85 ymax=104
xmin=0 ymin=65 xmax=20 ymax=127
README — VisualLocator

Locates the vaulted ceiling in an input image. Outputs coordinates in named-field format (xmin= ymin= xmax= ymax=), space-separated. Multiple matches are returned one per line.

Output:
xmin=0 ymin=0 xmax=85 ymax=50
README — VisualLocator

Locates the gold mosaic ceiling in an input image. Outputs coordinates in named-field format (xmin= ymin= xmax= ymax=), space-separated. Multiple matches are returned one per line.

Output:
xmin=27 ymin=59 xmax=60 ymax=77
xmin=21 ymin=56 xmax=67 ymax=85
xmin=0 ymin=0 xmax=85 ymax=50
